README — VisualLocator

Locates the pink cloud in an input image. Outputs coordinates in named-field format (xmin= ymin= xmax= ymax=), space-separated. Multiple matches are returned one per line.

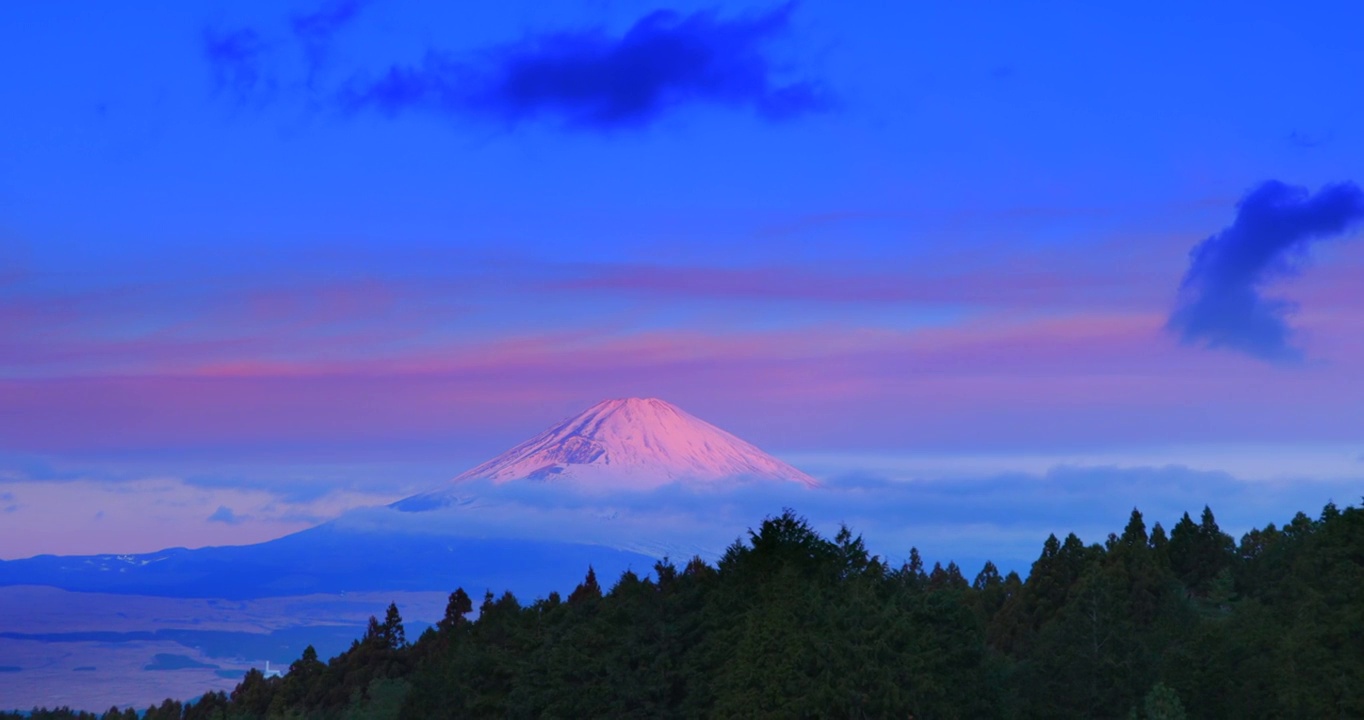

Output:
xmin=3 ymin=235 xmax=1360 ymax=461
xmin=0 ymin=275 xmax=463 ymax=377
xmin=2 ymin=308 xmax=1360 ymax=459
xmin=552 ymin=262 xmax=1170 ymax=309
xmin=0 ymin=238 xmax=1198 ymax=383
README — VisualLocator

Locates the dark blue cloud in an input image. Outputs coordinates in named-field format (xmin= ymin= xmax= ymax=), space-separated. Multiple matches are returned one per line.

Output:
xmin=346 ymin=3 xmax=828 ymax=129
xmin=1167 ymin=180 xmax=1364 ymax=362
xmin=207 ymin=505 xmax=247 ymax=525
xmin=203 ymin=1 xmax=366 ymax=103
xmin=1287 ymin=129 xmax=1333 ymax=149
xmin=291 ymin=0 xmax=366 ymax=45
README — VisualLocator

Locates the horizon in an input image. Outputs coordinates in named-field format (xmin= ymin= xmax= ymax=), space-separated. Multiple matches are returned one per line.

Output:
xmin=2 ymin=392 xmax=1358 ymax=579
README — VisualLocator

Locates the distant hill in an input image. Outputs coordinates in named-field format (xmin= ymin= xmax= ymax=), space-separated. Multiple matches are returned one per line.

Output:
xmin=0 ymin=525 xmax=656 ymax=600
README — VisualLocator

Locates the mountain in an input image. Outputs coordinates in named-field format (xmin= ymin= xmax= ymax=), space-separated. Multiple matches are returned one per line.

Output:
xmin=0 ymin=398 xmax=816 ymax=598
xmin=395 ymin=397 xmax=817 ymax=511
xmin=0 ymin=524 xmax=655 ymax=600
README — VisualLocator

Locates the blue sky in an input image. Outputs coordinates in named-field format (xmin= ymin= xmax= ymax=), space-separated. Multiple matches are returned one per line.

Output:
xmin=1 ymin=1 xmax=1362 ymax=561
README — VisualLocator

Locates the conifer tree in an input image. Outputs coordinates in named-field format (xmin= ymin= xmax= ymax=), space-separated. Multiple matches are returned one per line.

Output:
xmin=568 ymin=566 xmax=603 ymax=604
xmin=439 ymin=588 xmax=473 ymax=632
xmin=382 ymin=602 xmax=407 ymax=649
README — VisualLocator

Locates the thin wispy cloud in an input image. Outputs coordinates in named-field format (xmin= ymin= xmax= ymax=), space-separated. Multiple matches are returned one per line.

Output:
xmin=1167 ymin=180 xmax=1364 ymax=362
xmin=291 ymin=0 xmax=367 ymax=47
xmin=291 ymin=0 xmax=369 ymax=78
xmin=0 ymin=472 xmax=398 ymax=558
xmin=207 ymin=505 xmax=248 ymax=525
xmin=5 ymin=309 xmax=1359 ymax=460
xmin=203 ymin=27 xmax=275 ymax=103
xmin=555 ymin=262 xmax=1161 ymax=308
xmin=1287 ymin=129 xmax=1333 ymax=149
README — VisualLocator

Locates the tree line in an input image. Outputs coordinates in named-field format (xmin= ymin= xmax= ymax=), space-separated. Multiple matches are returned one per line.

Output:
xmin=6 ymin=499 xmax=1363 ymax=718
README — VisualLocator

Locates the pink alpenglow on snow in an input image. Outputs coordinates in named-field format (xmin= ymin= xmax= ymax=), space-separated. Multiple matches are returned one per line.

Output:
xmin=399 ymin=398 xmax=818 ymax=507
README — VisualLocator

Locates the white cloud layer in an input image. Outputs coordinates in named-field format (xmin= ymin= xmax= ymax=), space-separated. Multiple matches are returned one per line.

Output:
xmin=3 ymin=448 xmax=1359 ymax=576
xmin=331 ymin=464 xmax=1362 ymax=577
xmin=0 ymin=475 xmax=398 ymax=559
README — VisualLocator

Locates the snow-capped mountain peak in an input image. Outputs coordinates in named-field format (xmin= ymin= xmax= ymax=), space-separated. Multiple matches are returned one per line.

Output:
xmin=395 ymin=398 xmax=817 ymax=509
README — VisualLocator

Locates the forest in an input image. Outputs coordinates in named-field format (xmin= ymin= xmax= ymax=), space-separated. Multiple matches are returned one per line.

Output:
xmin=6 ymin=499 xmax=1363 ymax=719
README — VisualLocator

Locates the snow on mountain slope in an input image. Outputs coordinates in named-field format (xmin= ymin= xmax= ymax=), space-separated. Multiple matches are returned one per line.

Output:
xmin=395 ymin=398 xmax=817 ymax=510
